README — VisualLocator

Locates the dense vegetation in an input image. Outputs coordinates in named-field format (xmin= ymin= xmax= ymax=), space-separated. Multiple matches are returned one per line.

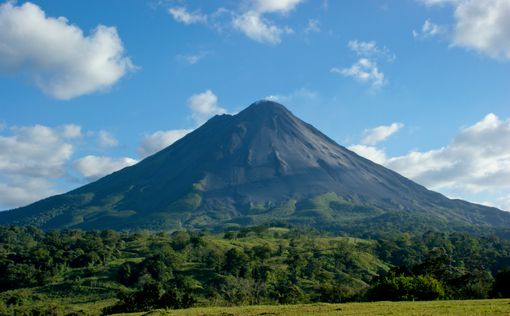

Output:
xmin=1 ymin=225 xmax=510 ymax=315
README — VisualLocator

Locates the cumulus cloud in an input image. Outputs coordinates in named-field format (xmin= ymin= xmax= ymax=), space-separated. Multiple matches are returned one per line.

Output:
xmin=453 ymin=0 xmax=510 ymax=59
xmin=61 ymin=124 xmax=82 ymax=139
xmin=421 ymin=0 xmax=510 ymax=60
xmin=332 ymin=40 xmax=393 ymax=90
xmin=138 ymin=129 xmax=192 ymax=158
xmin=187 ymin=90 xmax=227 ymax=125
xmin=347 ymin=40 xmax=395 ymax=61
xmin=413 ymin=19 xmax=446 ymax=39
xmin=253 ymin=0 xmax=304 ymax=13
xmin=74 ymin=155 xmax=137 ymax=181
xmin=233 ymin=11 xmax=291 ymax=44
xmin=350 ymin=113 xmax=510 ymax=211
xmin=0 ymin=124 xmax=73 ymax=178
xmin=167 ymin=1 xmax=303 ymax=45
xmin=232 ymin=0 xmax=304 ymax=43
xmin=498 ymin=196 xmax=510 ymax=212
xmin=137 ymin=90 xmax=227 ymax=159
xmin=169 ymin=7 xmax=207 ymax=24
xmin=0 ymin=121 xmax=141 ymax=209
xmin=0 ymin=177 xmax=57 ymax=210
xmin=386 ymin=113 xmax=510 ymax=192
xmin=361 ymin=123 xmax=404 ymax=145
xmin=348 ymin=40 xmax=396 ymax=61
xmin=348 ymin=144 xmax=387 ymax=165
xmin=332 ymin=58 xmax=386 ymax=89
xmin=233 ymin=0 xmax=304 ymax=43
xmin=98 ymin=130 xmax=118 ymax=148
xmin=0 ymin=123 xmax=79 ymax=209
xmin=348 ymin=40 xmax=379 ymax=56
xmin=0 ymin=2 xmax=135 ymax=99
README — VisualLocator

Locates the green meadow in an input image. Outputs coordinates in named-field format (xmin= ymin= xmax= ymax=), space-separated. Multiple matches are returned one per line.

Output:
xmin=115 ymin=300 xmax=510 ymax=316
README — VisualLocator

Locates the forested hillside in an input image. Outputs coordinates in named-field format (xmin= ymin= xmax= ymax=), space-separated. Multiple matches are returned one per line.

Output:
xmin=1 ymin=225 xmax=510 ymax=315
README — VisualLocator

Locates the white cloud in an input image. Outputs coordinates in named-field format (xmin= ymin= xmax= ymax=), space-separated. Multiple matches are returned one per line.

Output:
xmin=253 ymin=0 xmax=304 ymax=13
xmin=74 ymin=155 xmax=137 ymax=181
xmin=332 ymin=58 xmax=386 ymax=89
xmin=233 ymin=11 xmax=291 ymax=44
xmin=138 ymin=129 xmax=192 ymax=158
xmin=332 ymin=40 xmax=394 ymax=90
xmin=0 ymin=122 xmax=141 ymax=209
xmin=0 ymin=2 xmax=135 ymax=99
xmin=421 ymin=0 xmax=510 ymax=60
xmin=169 ymin=7 xmax=207 ymax=24
xmin=413 ymin=19 xmax=445 ymax=39
xmin=187 ymin=90 xmax=227 ymax=125
xmin=361 ymin=123 xmax=404 ymax=145
xmin=498 ymin=196 xmax=510 ymax=212
xmin=453 ymin=0 xmax=510 ymax=59
xmin=61 ymin=124 xmax=82 ymax=139
xmin=0 ymin=124 xmax=73 ymax=178
xmin=137 ymin=90 xmax=226 ymax=159
xmin=348 ymin=40 xmax=379 ymax=56
xmin=232 ymin=0 xmax=304 ymax=44
xmin=0 ymin=123 xmax=79 ymax=209
xmin=98 ymin=130 xmax=118 ymax=148
xmin=386 ymin=113 xmax=510 ymax=192
xmin=347 ymin=40 xmax=395 ymax=61
xmin=348 ymin=144 xmax=387 ymax=165
xmin=0 ymin=177 xmax=57 ymax=210
xmin=351 ymin=113 xmax=510 ymax=210
xmin=166 ymin=1 xmax=303 ymax=45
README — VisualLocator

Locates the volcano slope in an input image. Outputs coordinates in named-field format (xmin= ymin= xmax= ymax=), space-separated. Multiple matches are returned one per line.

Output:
xmin=1 ymin=100 xmax=509 ymax=234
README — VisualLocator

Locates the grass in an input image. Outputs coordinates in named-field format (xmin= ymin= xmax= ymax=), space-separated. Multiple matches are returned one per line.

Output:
xmin=113 ymin=299 xmax=510 ymax=316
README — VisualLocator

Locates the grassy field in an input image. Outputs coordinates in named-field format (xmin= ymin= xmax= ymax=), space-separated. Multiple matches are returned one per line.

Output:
xmin=114 ymin=299 xmax=510 ymax=316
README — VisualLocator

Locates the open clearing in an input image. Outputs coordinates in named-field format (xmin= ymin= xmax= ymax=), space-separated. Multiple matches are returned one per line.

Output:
xmin=114 ymin=299 xmax=510 ymax=316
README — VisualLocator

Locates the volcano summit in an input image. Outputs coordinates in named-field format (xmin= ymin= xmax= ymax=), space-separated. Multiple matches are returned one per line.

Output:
xmin=1 ymin=100 xmax=509 ymax=233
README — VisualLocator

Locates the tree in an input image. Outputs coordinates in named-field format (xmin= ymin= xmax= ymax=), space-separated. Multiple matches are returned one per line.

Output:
xmin=117 ymin=261 xmax=138 ymax=286
xmin=367 ymin=274 xmax=444 ymax=301
xmin=492 ymin=269 xmax=510 ymax=298
xmin=223 ymin=248 xmax=249 ymax=277
xmin=270 ymin=276 xmax=304 ymax=304
xmin=171 ymin=231 xmax=191 ymax=251
xmin=105 ymin=279 xmax=196 ymax=313
xmin=252 ymin=244 xmax=272 ymax=263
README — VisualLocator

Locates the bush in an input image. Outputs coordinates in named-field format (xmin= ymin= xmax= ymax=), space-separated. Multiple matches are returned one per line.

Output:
xmin=492 ymin=269 xmax=510 ymax=298
xmin=104 ymin=281 xmax=196 ymax=314
xmin=368 ymin=274 xmax=445 ymax=301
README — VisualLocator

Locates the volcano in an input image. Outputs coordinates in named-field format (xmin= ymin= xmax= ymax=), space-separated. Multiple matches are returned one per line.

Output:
xmin=1 ymin=100 xmax=509 ymax=233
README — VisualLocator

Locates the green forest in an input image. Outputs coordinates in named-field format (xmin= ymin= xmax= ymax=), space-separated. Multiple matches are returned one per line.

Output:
xmin=1 ymin=225 xmax=510 ymax=315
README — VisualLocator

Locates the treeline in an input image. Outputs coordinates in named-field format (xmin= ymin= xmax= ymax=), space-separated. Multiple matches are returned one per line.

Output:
xmin=0 ymin=225 xmax=510 ymax=315
xmin=372 ymin=232 xmax=510 ymax=300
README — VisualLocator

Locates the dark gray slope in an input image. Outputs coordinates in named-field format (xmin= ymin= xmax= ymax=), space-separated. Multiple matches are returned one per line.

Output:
xmin=1 ymin=100 xmax=509 ymax=231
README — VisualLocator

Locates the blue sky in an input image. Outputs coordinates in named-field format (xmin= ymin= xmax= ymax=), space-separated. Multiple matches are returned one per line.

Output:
xmin=1 ymin=0 xmax=510 ymax=211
